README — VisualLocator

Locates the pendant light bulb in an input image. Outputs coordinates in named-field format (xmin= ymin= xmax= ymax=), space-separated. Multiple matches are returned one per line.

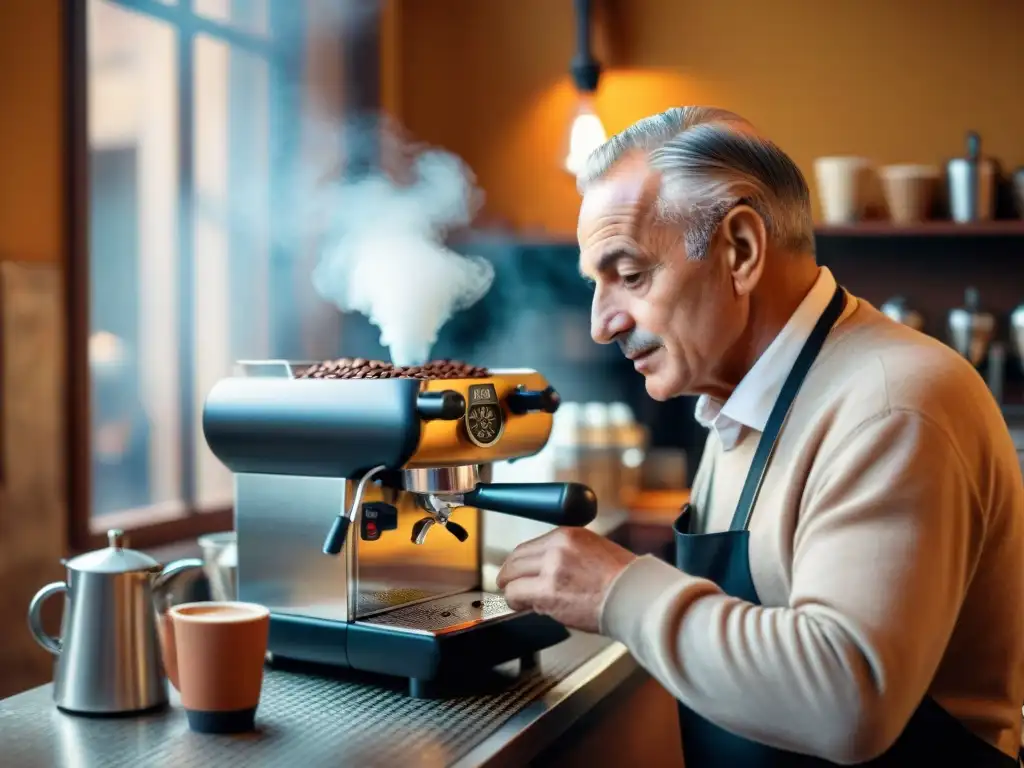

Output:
xmin=565 ymin=0 xmax=605 ymax=175
xmin=564 ymin=95 xmax=607 ymax=175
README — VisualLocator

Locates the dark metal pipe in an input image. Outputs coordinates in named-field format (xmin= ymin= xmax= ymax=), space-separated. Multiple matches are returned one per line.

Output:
xmin=571 ymin=0 xmax=601 ymax=92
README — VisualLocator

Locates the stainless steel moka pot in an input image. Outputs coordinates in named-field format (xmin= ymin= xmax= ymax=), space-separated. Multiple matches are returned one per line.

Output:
xmin=947 ymin=287 xmax=996 ymax=367
xmin=27 ymin=529 xmax=202 ymax=715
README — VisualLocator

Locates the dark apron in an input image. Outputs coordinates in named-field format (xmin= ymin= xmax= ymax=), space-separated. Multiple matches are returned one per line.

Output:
xmin=673 ymin=285 xmax=1018 ymax=767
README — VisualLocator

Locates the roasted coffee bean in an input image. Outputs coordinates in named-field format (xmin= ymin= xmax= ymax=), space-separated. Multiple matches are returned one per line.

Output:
xmin=295 ymin=357 xmax=490 ymax=380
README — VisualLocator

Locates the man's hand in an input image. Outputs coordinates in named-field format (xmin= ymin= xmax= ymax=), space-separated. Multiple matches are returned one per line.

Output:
xmin=495 ymin=527 xmax=637 ymax=633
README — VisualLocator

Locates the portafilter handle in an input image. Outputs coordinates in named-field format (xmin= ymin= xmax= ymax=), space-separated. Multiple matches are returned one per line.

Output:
xmin=460 ymin=482 xmax=597 ymax=527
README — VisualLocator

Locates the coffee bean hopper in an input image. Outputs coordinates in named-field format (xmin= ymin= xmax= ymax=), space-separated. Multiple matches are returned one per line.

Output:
xmin=201 ymin=359 xmax=597 ymax=697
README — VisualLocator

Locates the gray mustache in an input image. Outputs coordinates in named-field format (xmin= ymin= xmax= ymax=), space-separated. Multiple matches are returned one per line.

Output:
xmin=617 ymin=330 xmax=663 ymax=359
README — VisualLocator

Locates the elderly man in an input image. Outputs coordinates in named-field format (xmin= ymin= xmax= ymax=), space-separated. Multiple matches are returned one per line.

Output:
xmin=497 ymin=106 xmax=1024 ymax=766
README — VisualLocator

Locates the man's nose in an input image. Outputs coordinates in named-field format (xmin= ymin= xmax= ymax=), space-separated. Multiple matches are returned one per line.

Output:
xmin=591 ymin=305 xmax=634 ymax=344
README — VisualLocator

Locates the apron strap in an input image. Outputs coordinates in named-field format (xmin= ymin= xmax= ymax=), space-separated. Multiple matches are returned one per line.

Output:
xmin=728 ymin=285 xmax=847 ymax=533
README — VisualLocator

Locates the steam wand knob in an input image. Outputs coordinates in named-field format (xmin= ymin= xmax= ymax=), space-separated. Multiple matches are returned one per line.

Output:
xmin=417 ymin=390 xmax=466 ymax=421
xmin=507 ymin=385 xmax=561 ymax=415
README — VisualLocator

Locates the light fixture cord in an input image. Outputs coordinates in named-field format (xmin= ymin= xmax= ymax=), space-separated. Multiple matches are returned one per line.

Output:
xmin=571 ymin=0 xmax=601 ymax=93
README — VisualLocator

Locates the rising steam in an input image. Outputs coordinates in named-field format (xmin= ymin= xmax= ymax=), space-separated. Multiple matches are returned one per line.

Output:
xmin=309 ymin=117 xmax=495 ymax=366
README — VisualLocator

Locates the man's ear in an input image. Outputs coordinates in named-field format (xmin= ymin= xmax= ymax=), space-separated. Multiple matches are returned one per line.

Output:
xmin=718 ymin=204 xmax=768 ymax=296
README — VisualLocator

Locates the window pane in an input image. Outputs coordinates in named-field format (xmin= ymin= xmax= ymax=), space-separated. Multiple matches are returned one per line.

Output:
xmin=87 ymin=0 xmax=183 ymax=523
xmin=192 ymin=34 xmax=271 ymax=509
xmin=195 ymin=0 xmax=268 ymax=36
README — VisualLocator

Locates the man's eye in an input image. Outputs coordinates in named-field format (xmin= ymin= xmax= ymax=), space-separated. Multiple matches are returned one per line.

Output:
xmin=621 ymin=272 xmax=644 ymax=288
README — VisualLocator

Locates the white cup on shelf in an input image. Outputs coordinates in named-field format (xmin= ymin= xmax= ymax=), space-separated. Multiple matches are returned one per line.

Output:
xmin=814 ymin=156 xmax=872 ymax=225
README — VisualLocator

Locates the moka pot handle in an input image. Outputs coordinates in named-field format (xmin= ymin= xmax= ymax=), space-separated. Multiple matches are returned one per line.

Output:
xmin=28 ymin=581 xmax=68 ymax=655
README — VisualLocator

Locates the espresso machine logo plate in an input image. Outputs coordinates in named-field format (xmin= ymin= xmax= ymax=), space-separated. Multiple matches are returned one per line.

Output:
xmin=465 ymin=384 xmax=503 ymax=447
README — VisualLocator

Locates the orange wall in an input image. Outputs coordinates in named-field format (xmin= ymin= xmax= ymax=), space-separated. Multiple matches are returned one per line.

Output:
xmin=0 ymin=0 xmax=64 ymax=263
xmin=391 ymin=0 xmax=1024 ymax=237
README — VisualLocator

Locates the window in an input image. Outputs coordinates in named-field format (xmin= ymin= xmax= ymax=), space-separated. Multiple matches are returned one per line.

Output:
xmin=67 ymin=0 xmax=313 ymax=550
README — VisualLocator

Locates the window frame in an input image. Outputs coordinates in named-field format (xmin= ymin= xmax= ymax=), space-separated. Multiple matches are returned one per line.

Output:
xmin=64 ymin=0 xmax=308 ymax=552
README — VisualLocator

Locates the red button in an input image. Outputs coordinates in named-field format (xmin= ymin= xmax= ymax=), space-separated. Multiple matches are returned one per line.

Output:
xmin=366 ymin=521 xmax=378 ymax=535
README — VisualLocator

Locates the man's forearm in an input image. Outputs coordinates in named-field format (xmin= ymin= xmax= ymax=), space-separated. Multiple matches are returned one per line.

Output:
xmin=601 ymin=556 xmax=906 ymax=764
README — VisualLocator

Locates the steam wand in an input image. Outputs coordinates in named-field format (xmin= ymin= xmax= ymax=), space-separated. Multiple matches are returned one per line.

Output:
xmin=322 ymin=465 xmax=388 ymax=555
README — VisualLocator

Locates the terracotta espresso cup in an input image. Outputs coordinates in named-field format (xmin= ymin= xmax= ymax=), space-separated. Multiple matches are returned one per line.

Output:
xmin=159 ymin=601 xmax=270 ymax=734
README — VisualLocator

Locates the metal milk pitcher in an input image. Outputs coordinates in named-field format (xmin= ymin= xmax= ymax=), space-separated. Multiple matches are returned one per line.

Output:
xmin=27 ymin=529 xmax=203 ymax=715
xmin=880 ymin=295 xmax=925 ymax=332
xmin=947 ymin=287 xmax=996 ymax=367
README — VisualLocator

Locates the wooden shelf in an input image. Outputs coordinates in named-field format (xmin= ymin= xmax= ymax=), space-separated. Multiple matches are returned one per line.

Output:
xmin=816 ymin=221 xmax=1024 ymax=237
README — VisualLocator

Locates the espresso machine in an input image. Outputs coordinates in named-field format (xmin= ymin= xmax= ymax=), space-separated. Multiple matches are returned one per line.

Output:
xmin=201 ymin=360 xmax=597 ymax=697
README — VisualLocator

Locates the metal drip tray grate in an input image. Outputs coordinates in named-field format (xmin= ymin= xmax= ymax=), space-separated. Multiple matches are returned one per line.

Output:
xmin=356 ymin=587 xmax=438 ymax=615
xmin=358 ymin=591 xmax=514 ymax=635
xmin=0 ymin=633 xmax=614 ymax=768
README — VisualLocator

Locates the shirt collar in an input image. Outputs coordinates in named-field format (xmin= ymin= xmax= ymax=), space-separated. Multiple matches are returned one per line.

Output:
xmin=694 ymin=267 xmax=849 ymax=450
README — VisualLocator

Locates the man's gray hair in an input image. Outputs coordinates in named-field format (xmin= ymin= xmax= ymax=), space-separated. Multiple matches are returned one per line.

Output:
xmin=577 ymin=106 xmax=815 ymax=259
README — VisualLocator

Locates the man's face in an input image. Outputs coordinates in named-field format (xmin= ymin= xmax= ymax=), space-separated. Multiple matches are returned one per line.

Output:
xmin=578 ymin=160 xmax=747 ymax=401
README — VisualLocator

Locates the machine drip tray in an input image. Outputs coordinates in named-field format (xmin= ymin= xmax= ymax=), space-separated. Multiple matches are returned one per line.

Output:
xmin=356 ymin=591 xmax=515 ymax=636
xmin=269 ymin=599 xmax=569 ymax=698
xmin=267 ymin=649 xmax=540 ymax=700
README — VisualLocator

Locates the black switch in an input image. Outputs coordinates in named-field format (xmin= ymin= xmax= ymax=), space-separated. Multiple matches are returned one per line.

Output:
xmin=361 ymin=502 xmax=399 ymax=541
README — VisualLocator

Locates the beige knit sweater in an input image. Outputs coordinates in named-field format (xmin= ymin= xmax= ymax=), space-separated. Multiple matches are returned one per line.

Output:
xmin=600 ymin=299 xmax=1024 ymax=764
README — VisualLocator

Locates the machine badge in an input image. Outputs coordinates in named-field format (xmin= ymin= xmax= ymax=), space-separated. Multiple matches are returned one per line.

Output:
xmin=464 ymin=384 xmax=504 ymax=447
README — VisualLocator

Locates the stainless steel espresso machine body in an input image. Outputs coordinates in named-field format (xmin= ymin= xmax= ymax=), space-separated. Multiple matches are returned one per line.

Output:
xmin=201 ymin=361 xmax=597 ymax=697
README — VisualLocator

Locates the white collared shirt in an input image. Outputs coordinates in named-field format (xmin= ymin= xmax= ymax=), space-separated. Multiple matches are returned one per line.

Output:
xmin=694 ymin=267 xmax=857 ymax=451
